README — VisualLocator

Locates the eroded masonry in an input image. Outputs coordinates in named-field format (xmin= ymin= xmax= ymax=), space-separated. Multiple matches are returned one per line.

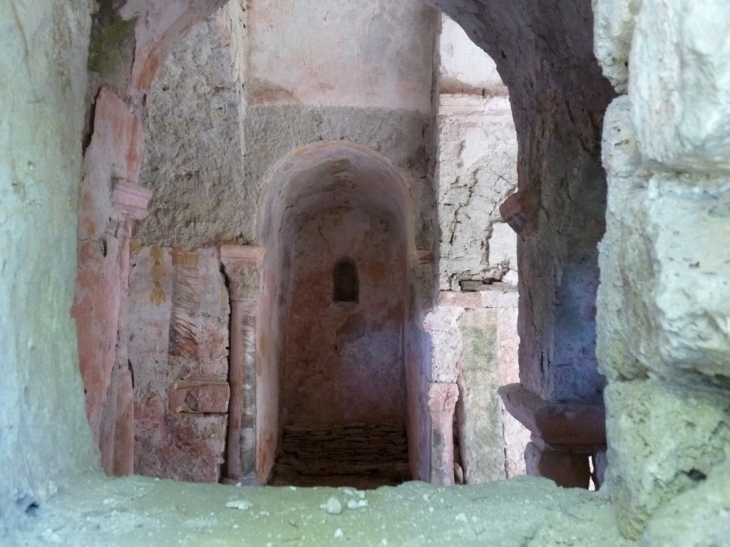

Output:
xmin=1 ymin=0 xmax=729 ymax=545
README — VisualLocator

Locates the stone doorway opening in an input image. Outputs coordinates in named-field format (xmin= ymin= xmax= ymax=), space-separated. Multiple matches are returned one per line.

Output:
xmin=257 ymin=142 xmax=423 ymax=488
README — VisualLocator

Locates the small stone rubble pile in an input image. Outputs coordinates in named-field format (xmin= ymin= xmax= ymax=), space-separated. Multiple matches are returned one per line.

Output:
xmin=273 ymin=423 xmax=411 ymax=487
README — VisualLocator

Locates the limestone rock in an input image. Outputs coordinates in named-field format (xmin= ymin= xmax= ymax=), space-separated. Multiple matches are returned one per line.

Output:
xmin=320 ymin=497 xmax=343 ymax=515
xmin=597 ymin=97 xmax=652 ymax=382
xmin=0 ymin=0 xmax=96 ymax=528
xmin=487 ymin=222 xmax=517 ymax=273
xmin=225 ymin=500 xmax=252 ymax=511
xmin=593 ymin=0 xmax=643 ymax=93
xmin=631 ymin=0 xmax=730 ymax=173
xmin=604 ymin=379 xmax=730 ymax=539
xmin=646 ymin=175 xmax=730 ymax=379
xmin=642 ymin=459 xmax=730 ymax=546
xmin=600 ymin=96 xmax=645 ymax=180
xmin=599 ymin=172 xmax=730 ymax=382
xmin=438 ymin=14 xmax=504 ymax=94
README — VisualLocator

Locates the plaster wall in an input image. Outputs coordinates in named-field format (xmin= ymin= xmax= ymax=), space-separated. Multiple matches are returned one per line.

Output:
xmin=74 ymin=0 xmax=231 ymax=479
xmin=245 ymin=0 xmax=439 ymax=483
xmin=247 ymin=0 xmax=435 ymax=113
xmin=0 ymin=0 xmax=96 ymax=529
xmin=436 ymin=15 xmax=517 ymax=294
xmin=128 ymin=246 xmax=230 ymax=482
xmin=134 ymin=0 xmax=437 ymax=251
xmin=436 ymin=94 xmax=517 ymax=289
xmin=281 ymin=207 xmax=407 ymax=428
xmin=424 ymin=287 xmax=529 ymax=483
xmin=438 ymin=15 xmax=503 ymax=94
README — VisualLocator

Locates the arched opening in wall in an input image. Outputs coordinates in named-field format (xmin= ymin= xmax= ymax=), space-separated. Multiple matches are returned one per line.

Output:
xmin=257 ymin=142 xmax=421 ymax=488
xmin=430 ymin=7 xmax=612 ymax=490
xmin=80 ymin=0 xmax=609 ymax=496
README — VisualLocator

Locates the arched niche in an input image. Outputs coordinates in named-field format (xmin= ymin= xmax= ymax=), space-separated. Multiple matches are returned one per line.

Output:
xmin=255 ymin=141 xmax=422 ymax=485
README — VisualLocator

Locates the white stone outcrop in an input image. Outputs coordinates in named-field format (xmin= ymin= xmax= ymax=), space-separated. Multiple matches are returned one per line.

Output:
xmin=605 ymin=379 xmax=730 ymax=539
xmin=597 ymin=0 xmax=730 ymax=540
xmin=593 ymin=0 xmax=642 ymax=93
xmin=630 ymin=0 xmax=730 ymax=174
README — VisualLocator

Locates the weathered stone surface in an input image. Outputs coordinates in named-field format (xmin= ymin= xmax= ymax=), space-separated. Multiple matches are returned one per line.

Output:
xmin=426 ymin=290 xmax=527 ymax=482
xmin=273 ymin=423 xmax=410 ymax=487
xmin=437 ymin=290 xmax=482 ymax=309
xmin=456 ymin=309 xmax=506 ymax=483
xmin=487 ymin=222 xmax=517 ymax=273
xmin=642 ymin=459 xmax=730 ymax=547
xmin=596 ymin=96 xmax=653 ymax=382
xmin=479 ymin=282 xmax=518 ymax=310
xmin=112 ymin=182 xmax=153 ymax=221
xmin=437 ymin=93 xmax=517 ymax=289
xmin=120 ymin=0 xmax=230 ymax=96
xmin=247 ymin=0 xmax=435 ymax=113
xmin=600 ymin=96 xmax=646 ymax=181
xmin=499 ymin=190 xmax=538 ymax=238
xmin=644 ymin=175 xmax=730 ymax=379
xmin=593 ymin=449 xmax=609 ymax=490
xmin=129 ymin=246 xmax=230 ymax=482
xmin=498 ymin=384 xmax=606 ymax=447
xmin=8 ymin=474 xmax=636 ymax=547
xmin=169 ymin=380 xmax=230 ymax=414
xmin=247 ymin=107 xmax=435 ymax=247
xmin=423 ymin=306 xmax=464 ymax=385
xmin=0 ymin=0 xmax=96 ymax=528
xmin=604 ymin=379 xmax=730 ymax=539
xmin=525 ymin=443 xmax=591 ymax=489
xmin=256 ymin=140 xmax=430 ymax=483
xmin=433 ymin=0 xmax=615 ymax=406
xmin=73 ymin=88 xmax=144 ymax=449
xmin=429 ymin=383 xmax=459 ymax=485
xmin=599 ymin=171 xmax=730 ymax=382
xmin=136 ymin=2 xmax=247 ymax=249
xmin=631 ymin=0 xmax=730 ymax=173
xmin=220 ymin=244 xmax=263 ymax=481
xmin=593 ymin=0 xmax=643 ymax=93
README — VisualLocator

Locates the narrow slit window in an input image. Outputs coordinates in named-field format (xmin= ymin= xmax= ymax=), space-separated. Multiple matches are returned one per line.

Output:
xmin=333 ymin=258 xmax=359 ymax=303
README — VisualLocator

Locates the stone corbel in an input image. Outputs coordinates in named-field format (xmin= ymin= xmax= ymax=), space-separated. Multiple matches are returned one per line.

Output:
xmin=498 ymin=383 xmax=606 ymax=488
xmin=428 ymin=382 xmax=459 ymax=485
xmin=499 ymin=188 xmax=539 ymax=238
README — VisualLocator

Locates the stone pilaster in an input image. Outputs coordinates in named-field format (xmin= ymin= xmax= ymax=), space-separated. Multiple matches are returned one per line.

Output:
xmin=220 ymin=244 xmax=264 ymax=483
xmin=428 ymin=382 xmax=459 ymax=485
xmin=101 ymin=181 xmax=152 ymax=476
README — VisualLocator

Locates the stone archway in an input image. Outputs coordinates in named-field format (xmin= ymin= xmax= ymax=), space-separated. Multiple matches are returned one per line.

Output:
xmin=256 ymin=141 xmax=424 ymax=486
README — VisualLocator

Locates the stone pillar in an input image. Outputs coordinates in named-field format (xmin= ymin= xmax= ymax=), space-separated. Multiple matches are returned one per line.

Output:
xmin=101 ymin=181 xmax=152 ymax=476
xmin=428 ymin=382 xmax=459 ymax=485
xmin=220 ymin=244 xmax=263 ymax=484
